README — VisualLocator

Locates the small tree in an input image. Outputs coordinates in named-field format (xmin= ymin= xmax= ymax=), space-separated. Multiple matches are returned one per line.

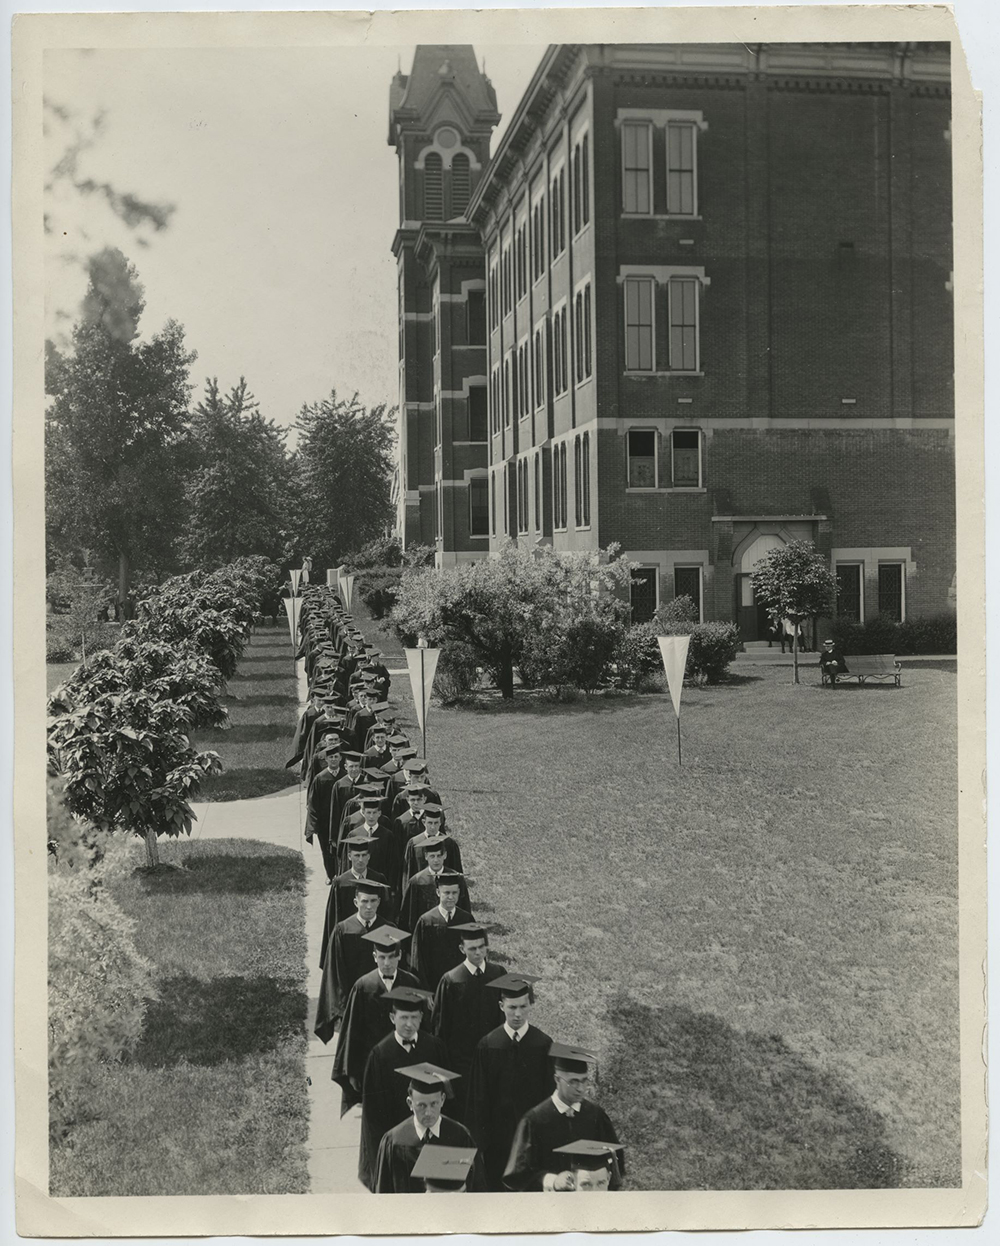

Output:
xmin=749 ymin=540 xmax=838 ymax=684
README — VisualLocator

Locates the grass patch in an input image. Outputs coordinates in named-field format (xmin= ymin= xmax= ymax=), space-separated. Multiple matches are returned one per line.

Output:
xmin=49 ymin=837 xmax=310 ymax=1197
xmin=394 ymin=664 xmax=959 ymax=1189
xmin=193 ymin=628 xmax=299 ymax=801
xmin=46 ymin=662 xmax=78 ymax=694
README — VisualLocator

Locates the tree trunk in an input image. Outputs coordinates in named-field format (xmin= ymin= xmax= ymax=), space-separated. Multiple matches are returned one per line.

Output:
xmin=499 ymin=658 xmax=515 ymax=700
xmin=792 ymin=626 xmax=800 ymax=685
xmin=144 ymin=828 xmax=160 ymax=868
xmin=118 ymin=550 xmax=132 ymax=618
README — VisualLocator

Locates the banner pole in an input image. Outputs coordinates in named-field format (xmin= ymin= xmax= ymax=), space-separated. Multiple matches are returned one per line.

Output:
xmin=676 ymin=713 xmax=682 ymax=766
xmin=420 ymin=646 xmax=428 ymax=759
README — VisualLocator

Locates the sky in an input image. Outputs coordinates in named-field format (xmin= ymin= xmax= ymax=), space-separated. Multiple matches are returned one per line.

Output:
xmin=45 ymin=43 xmax=545 ymax=430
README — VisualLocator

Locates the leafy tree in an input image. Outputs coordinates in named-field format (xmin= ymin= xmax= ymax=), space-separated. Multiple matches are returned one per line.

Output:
xmin=45 ymin=550 xmax=117 ymax=661
xmin=291 ymin=391 xmax=396 ymax=567
xmin=45 ymin=248 xmax=196 ymax=605
xmin=749 ymin=540 xmax=839 ymax=684
xmin=179 ymin=378 xmax=293 ymax=568
xmin=392 ymin=542 xmax=633 ymax=700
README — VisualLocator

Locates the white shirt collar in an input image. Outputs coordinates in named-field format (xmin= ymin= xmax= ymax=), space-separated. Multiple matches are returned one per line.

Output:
xmin=504 ymin=1021 xmax=530 ymax=1042
xmin=379 ymin=974 xmax=395 ymax=990
xmin=394 ymin=1031 xmax=417 ymax=1051
xmin=414 ymin=1117 xmax=442 ymax=1141
xmin=552 ymin=1091 xmax=581 ymax=1116
xmin=437 ymin=904 xmax=453 ymax=921
xmin=463 ymin=958 xmax=483 ymax=976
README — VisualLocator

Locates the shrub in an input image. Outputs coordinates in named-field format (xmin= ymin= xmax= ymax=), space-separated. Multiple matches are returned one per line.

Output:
xmin=48 ymin=851 xmax=157 ymax=1139
xmin=830 ymin=613 xmax=956 ymax=656
xmin=47 ymin=631 xmax=77 ymax=664
xmin=435 ymin=644 xmax=483 ymax=704
xmin=610 ymin=622 xmax=663 ymax=692
xmin=522 ymin=616 xmax=622 ymax=694
xmin=355 ymin=566 xmax=403 ymax=619
xmin=655 ymin=595 xmax=699 ymax=627
xmin=658 ymin=620 xmax=743 ymax=685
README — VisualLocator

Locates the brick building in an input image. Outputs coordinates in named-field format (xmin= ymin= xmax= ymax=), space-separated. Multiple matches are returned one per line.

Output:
xmin=388 ymin=42 xmax=954 ymax=637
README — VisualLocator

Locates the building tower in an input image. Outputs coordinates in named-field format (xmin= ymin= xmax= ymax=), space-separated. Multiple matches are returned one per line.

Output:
xmin=388 ymin=47 xmax=500 ymax=562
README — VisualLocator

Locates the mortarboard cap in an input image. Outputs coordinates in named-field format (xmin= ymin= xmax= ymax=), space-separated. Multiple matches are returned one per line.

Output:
xmin=433 ymin=868 xmax=464 ymax=888
xmin=552 ymin=1140 xmax=624 ymax=1171
xmin=403 ymin=758 xmax=429 ymax=773
xmin=342 ymin=833 xmax=374 ymax=851
xmin=396 ymin=1061 xmax=460 ymax=1091
xmin=410 ymin=1145 xmax=477 ymax=1188
xmin=421 ymin=803 xmax=443 ymax=816
xmin=388 ymin=733 xmax=409 ymax=746
xmin=405 ymin=781 xmax=430 ymax=794
xmin=451 ymin=922 xmax=489 ymax=941
xmin=342 ymin=750 xmax=364 ymax=763
xmin=384 ymin=986 xmax=434 ymax=1010
xmin=359 ymin=794 xmax=383 ymax=808
xmin=413 ymin=830 xmax=449 ymax=851
xmin=372 ymin=700 xmax=391 ymax=712
xmin=550 ymin=1042 xmax=598 ymax=1073
xmin=488 ymin=971 xmax=540 ymax=998
xmin=361 ymin=924 xmax=410 ymax=949
xmin=352 ymin=877 xmax=387 ymax=895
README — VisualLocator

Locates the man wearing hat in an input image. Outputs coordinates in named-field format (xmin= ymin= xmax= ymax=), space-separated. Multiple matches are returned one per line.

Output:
xmin=466 ymin=973 xmax=554 ymax=1190
xmin=373 ymin=1064 xmax=484 ymax=1194
xmin=429 ymin=924 xmax=505 ymax=1118
xmin=819 ymin=637 xmax=849 ymax=685
xmin=503 ymin=1044 xmax=623 ymax=1191
xmin=305 ymin=727 xmax=343 ymax=795
xmin=408 ymin=871 xmax=475 ymax=991
xmin=329 ymin=751 xmax=367 ymax=840
xmin=358 ymin=989 xmax=447 ymax=1190
xmin=323 ymin=833 xmax=392 ymax=947
xmin=410 ymin=1144 xmax=479 ymax=1193
xmin=399 ymin=844 xmax=473 ymax=932
xmin=552 ymin=1140 xmax=625 ymax=1191
xmin=389 ymin=760 xmax=440 ymax=822
xmin=332 ymin=926 xmax=420 ymax=1114
xmin=363 ymin=720 xmax=393 ymax=770
xmin=315 ymin=878 xmax=389 ymax=1040
xmin=305 ymin=744 xmax=347 ymax=882
xmin=402 ymin=807 xmax=459 ymax=885
xmin=336 ymin=793 xmax=395 ymax=878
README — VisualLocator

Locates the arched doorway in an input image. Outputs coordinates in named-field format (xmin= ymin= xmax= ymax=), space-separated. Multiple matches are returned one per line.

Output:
xmin=734 ymin=531 xmax=785 ymax=642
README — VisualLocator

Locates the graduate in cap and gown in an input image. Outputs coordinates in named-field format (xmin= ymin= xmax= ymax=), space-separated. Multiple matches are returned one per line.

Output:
xmin=407 ymin=871 xmax=474 ymax=989
xmin=357 ymin=989 xmax=447 ymax=1190
xmin=429 ymin=924 xmax=505 ymax=1117
xmin=314 ymin=879 xmax=388 ymax=1040
xmin=465 ymin=972 xmax=554 ymax=1190
xmin=372 ymin=1063 xmax=483 ymax=1194
xmin=410 ymin=1143 xmax=479 ymax=1193
xmin=401 ymin=807 xmax=459 ymax=881
xmin=552 ymin=1140 xmax=626 ymax=1191
xmin=399 ymin=841 xmax=472 ymax=930
xmin=322 ymin=834 xmax=391 ymax=953
xmin=503 ymin=1044 xmax=623 ymax=1191
xmin=304 ymin=744 xmax=343 ymax=880
xmin=331 ymin=926 xmax=420 ymax=1113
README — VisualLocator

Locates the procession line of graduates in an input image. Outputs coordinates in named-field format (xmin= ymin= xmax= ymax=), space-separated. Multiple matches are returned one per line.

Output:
xmin=289 ymin=582 xmax=623 ymax=1193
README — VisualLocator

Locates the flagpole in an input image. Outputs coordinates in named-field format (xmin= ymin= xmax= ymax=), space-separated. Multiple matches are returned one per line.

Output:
xmin=419 ymin=643 xmax=428 ymax=759
xmin=676 ymin=713 xmax=682 ymax=765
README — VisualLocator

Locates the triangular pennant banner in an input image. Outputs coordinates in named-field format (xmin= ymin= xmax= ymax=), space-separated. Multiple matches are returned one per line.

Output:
xmin=282 ymin=595 xmax=301 ymax=647
xmin=657 ymin=635 xmax=691 ymax=719
xmin=404 ymin=647 xmax=441 ymax=733
xmin=289 ymin=568 xmax=302 ymax=597
xmin=342 ymin=573 xmax=355 ymax=610
xmin=326 ymin=568 xmax=336 ymax=587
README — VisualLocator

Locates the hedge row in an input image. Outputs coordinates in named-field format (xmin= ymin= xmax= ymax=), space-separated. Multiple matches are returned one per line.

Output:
xmin=830 ymin=613 xmax=957 ymax=656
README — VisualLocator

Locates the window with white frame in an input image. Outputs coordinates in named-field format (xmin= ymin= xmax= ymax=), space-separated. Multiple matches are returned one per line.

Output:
xmin=878 ymin=563 xmax=905 ymax=622
xmin=533 ymin=326 xmax=545 ymax=408
xmin=572 ymin=131 xmax=590 ymax=234
xmin=424 ymin=152 xmax=444 ymax=221
xmin=574 ymin=436 xmax=583 ymax=528
xmin=534 ymin=451 xmax=542 ymax=531
xmin=627 ymin=428 xmax=657 ymax=488
xmin=673 ymin=566 xmax=703 ymax=620
xmin=490 ymin=470 xmax=496 ymax=535
xmin=581 ymin=432 xmax=591 ymax=526
xmin=550 ymin=165 xmax=566 ymax=257
xmin=489 ymin=260 xmax=499 ymax=330
xmin=666 ymin=121 xmax=698 ymax=216
xmin=531 ymin=192 xmax=546 ymax=282
xmin=574 ymin=282 xmax=593 ymax=383
xmin=624 ymin=277 xmax=655 ymax=372
xmin=552 ymin=305 xmax=569 ymax=396
xmin=630 ymin=567 xmax=658 ymax=623
xmin=836 ymin=563 xmax=864 ymax=622
xmin=621 ymin=120 xmax=652 ymax=214
xmin=668 ymin=277 xmax=700 ymax=372
xmin=670 ymin=429 xmax=701 ymax=487
xmin=503 ymin=356 xmax=511 ymax=428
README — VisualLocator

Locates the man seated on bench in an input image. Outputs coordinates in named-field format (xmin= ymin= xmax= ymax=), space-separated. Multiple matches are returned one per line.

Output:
xmin=819 ymin=639 xmax=848 ymax=685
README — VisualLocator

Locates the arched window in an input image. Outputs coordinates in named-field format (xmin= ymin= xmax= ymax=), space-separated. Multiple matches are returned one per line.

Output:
xmin=424 ymin=152 xmax=443 ymax=221
xmin=451 ymin=153 xmax=471 ymax=215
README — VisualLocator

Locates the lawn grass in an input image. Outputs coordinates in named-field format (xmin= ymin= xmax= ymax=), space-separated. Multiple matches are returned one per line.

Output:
xmin=192 ymin=624 xmax=300 ymax=801
xmin=49 ymin=837 xmax=310 ymax=1197
xmin=385 ymin=663 xmax=959 ymax=1190
xmin=46 ymin=662 xmax=78 ymax=695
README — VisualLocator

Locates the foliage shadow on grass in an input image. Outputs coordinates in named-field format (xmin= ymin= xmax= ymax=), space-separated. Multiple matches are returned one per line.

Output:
xmin=230 ymin=671 xmax=291 ymax=684
xmin=138 ymin=851 xmax=305 ymax=896
xmin=198 ymin=723 xmax=292 ymax=745
xmin=226 ymin=693 xmax=300 ymax=708
xmin=198 ymin=768 xmax=300 ymax=802
xmin=129 ymin=974 xmax=307 ymax=1068
xmin=603 ymin=996 xmax=911 ymax=1191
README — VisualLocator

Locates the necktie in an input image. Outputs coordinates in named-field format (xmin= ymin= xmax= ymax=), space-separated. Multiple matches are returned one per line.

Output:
xmin=513 ymin=1031 xmax=521 ymax=1043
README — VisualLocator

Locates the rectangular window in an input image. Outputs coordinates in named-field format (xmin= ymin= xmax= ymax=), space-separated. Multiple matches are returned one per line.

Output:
xmin=878 ymin=563 xmax=905 ymax=622
xmin=671 ymin=429 xmax=701 ymax=487
xmin=622 ymin=120 xmax=652 ymax=214
xmin=668 ymin=277 xmax=699 ymax=372
xmin=582 ymin=134 xmax=590 ymax=226
xmin=574 ymin=436 xmax=583 ymax=527
xmin=627 ymin=429 xmax=657 ymax=488
xmin=467 ymin=290 xmax=486 ymax=344
xmin=502 ymin=464 xmax=509 ymax=535
xmin=673 ymin=566 xmax=702 ymax=620
xmin=532 ymin=196 xmax=546 ymax=281
xmin=560 ymin=443 xmax=568 ymax=530
xmin=584 ymin=285 xmax=592 ymax=376
xmin=573 ymin=283 xmax=592 ymax=383
xmin=469 ymin=478 xmax=489 ymax=536
xmin=624 ymin=277 xmax=655 ymax=372
xmin=836 ymin=563 xmax=863 ymax=622
xmin=503 ymin=358 xmax=511 ymax=427
xmin=490 ymin=472 xmax=496 ymax=535
xmin=550 ymin=167 xmax=566 ymax=257
xmin=534 ymin=452 xmax=542 ymax=531
xmin=666 ymin=121 xmax=697 ymax=216
xmin=630 ymin=567 xmax=658 ymax=623
xmin=489 ymin=264 xmax=498 ymax=330
xmin=582 ymin=432 xmax=591 ymax=526
xmin=551 ymin=451 xmax=560 ymax=530
xmin=468 ymin=387 xmax=488 ymax=442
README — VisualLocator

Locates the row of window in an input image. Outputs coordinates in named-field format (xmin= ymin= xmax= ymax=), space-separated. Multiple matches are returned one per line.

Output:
xmin=836 ymin=562 xmax=907 ymax=623
xmin=488 ymin=433 xmax=593 ymax=539
xmin=627 ymin=428 xmax=703 ymax=490
xmin=630 ymin=565 xmax=704 ymax=624
xmin=624 ymin=274 xmax=701 ymax=374
xmin=622 ymin=117 xmax=699 ymax=217
xmin=489 ymin=284 xmax=593 ymax=433
xmin=422 ymin=152 xmax=472 ymax=222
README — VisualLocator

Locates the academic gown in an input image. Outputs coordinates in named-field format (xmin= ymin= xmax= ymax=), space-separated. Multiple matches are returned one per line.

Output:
xmin=321 ymin=868 xmax=391 ymax=955
xmin=305 ymin=767 xmax=343 ymax=879
xmin=408 ymin=906 xmax=475 ymax=991
xmin=465 ymin=1025 xmax=554 ymax=1190
xmin=430 ymin=962 xmax=506 ymax=1116
xmin=358 ymin=1030 xmax=449 ymax=1190
xmin=348 ymin=709 xmax=377 ymax=753
xmin=286 ymin=704 xmax=321 ymax=768
xmin=335 ymin=824 xmax=396 ymax=884
xmin=503 ymin=1097 xmax=623 ymax=1192
xmin=364 ymin=744 xmax=393 ymax=769
xmin=315 ymin=913 xmax=388 ymax=1041
xmin=373 ymin=1116 xmax=484 ymax=1193
xmin=331 ymin=966 xmax=421 ymax=1113
xmin=400 ymin=871 xmax=473 ymax=933
xmin=390 ymin=786 xmax=442 ymax=823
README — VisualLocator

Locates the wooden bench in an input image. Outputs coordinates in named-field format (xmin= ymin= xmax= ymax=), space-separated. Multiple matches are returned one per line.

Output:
xmin=821 ymin=653 xmax=902 ymax=687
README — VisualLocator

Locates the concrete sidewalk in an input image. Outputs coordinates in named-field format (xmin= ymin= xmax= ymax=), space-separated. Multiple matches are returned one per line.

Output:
xmin=188 ymin=658 xmax=364 ymax=1194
